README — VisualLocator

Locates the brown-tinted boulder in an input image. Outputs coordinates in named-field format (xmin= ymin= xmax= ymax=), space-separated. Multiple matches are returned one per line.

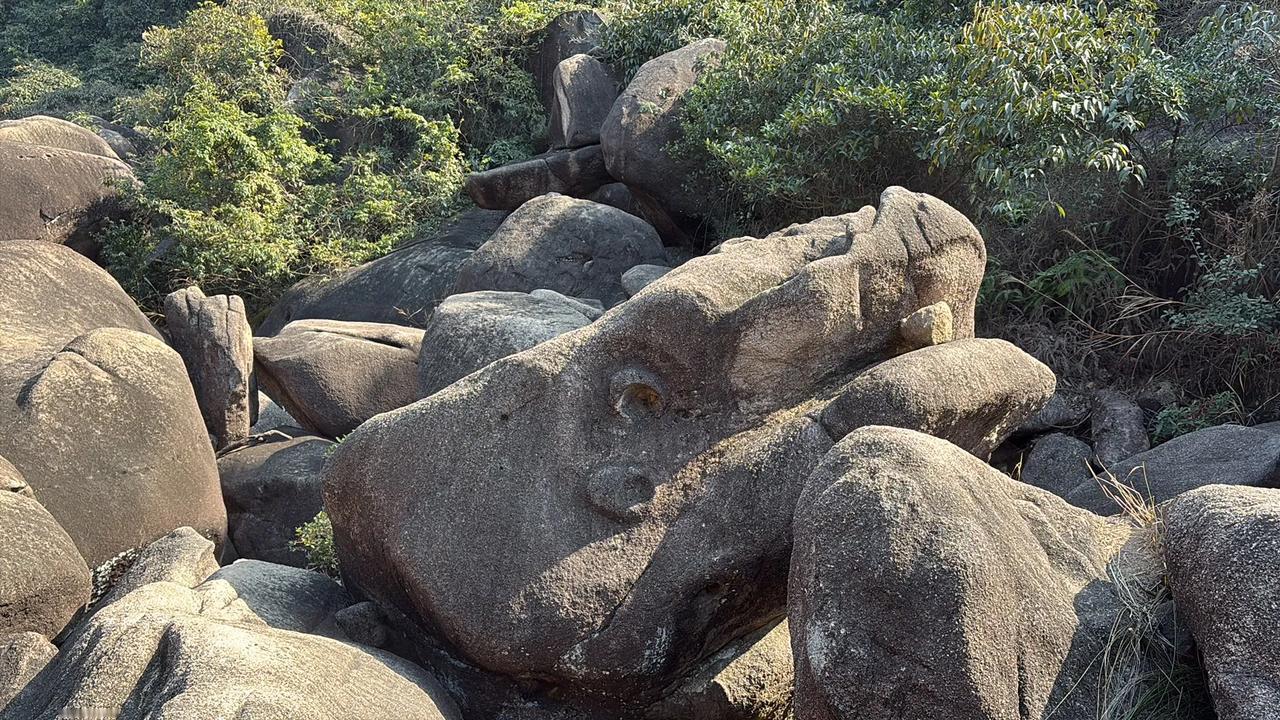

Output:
xmin=258 ymin=209 xmax=506 ymax=335
xmin=0 ymin=116 xmax=119 ymax=159
xmin=325 ymin=188 xmax=987 ymax=716
xmin=820 ymin=338 xmax=1055 ymax=458
xmin=256 ymin=320 xmax=423 ymax=438
xmin=4 ymin=561 xmax=459 ymax=720
xmin=0 ymin=139 xmax=133 ymax=258
xmin=550 ymin=54 xmax=619 ymax=149
xmin=601 ymin=39 xmax=726 ymax=220
xmin=419 ymin=290 xmax=595 ymax=397
xmin=453 ymin=194 xmax=667 ymax=308
xmin=0 ymin=242 xmax=226 ymax=567
xmin=464 ymin=145 xmax=612 ymax=211
xmin=789 ymin=426 xmax=1150 ymax=720
xmin=219 ymin=433 xmax=332 ymax=567
xmin=1165 ymin=485 xmax=1280 ymax=720
xmin=164 ymin=286 xmax=254 ymax=449
xmin=0 ymin=492 xmax=92 ymax=639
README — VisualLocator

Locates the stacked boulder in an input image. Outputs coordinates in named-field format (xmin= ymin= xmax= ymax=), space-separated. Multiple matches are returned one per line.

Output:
xmin=323 ymin=187 xmax=1065 ymax=717
xmin=466 ymin=16 xmax=723 ymax=243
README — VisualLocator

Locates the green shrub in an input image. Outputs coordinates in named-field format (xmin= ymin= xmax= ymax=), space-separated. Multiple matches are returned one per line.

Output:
xmin=292 ymin=511 xmax=339 ymax=576
xmin=1151 ymin=391 xmax=1244 ymax=443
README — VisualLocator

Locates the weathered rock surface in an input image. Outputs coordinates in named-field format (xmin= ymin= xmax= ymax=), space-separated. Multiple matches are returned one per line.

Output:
xmin=258 ymin=209 xmax=506 ymax=335
xmin=164 ymin=286 xmax=254 ymax=449
xmin=0 ymin=139 xmax=133 ymax=258
xmin=1018 ymin=388 xmax=1090 ymax=435
xmin=256 ymin=319 xmax=423 ymax=438
xmin=0 ymin=492 xmax=91 ymax=639
xmin=208 ymin=560 xmax=352 ymax=639
xmin=601 ymin=39 xmax=725 ymax=220
xmin=0 ymin=632 xmax=57 ymax=708
xmin=0 ymin=455 xmax=32 ymax=498
xmin=1066 ymin=424 xmax=1280 ymax=514
xmin=820 ymin=338 xmax=1056 ymax=458
xmin=621 ymin=263 xmax=673 ymax=297
xmin=0 ymin=242 xmax=226 ymax=566
xmin=1165 ymin=485 xmax=1280 ymax=720
xmin=645 ymin=620 xmax=793 ymax=720
xmin=95 ymin=527 xmax=220 ymax=609
xmin=550 ymin=54 xmax=619 ymax=149
xmin=0 ymin=116 xmax=119 ymax=159
xmin=219 ymin=433 xmax=332 ymax=567
xmin=325 ymin=187 xmax=987 ymax=715
xmin=1091 ymin=389 xmax=1150 ymax=467
xmin=464 ymin=145 xmax=612 ymax=211
xmin=896 ymin=300 xmax=954 ymax=352
xmin=419 ymin=290 xmax=595 ymax=397
xmin=4 ymin=562 xmax=459 ymax=719
xmin=453 ymin=194 xmax=667 ymax=308
xmin=587 ymin=182 xmax=645 ymax=218
xmin=1019 ymin=432 xmax=1094 ymax=498
xmin=531 ymin=10 xmax=605 ymax=112
xmin=789 ymin=426 xmax=1138 ymax=720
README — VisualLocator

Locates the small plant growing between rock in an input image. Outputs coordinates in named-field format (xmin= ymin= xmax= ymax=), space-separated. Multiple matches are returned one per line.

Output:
xmin=292 ymin=510 xmax=338 ymax=578
xmin=1150 ymin=392 xmax=1243 ymax=445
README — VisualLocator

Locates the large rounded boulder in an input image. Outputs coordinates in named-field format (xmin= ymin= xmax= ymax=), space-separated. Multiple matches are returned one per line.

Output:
xmin=0 ymin=241 xmax=226 ymax=566
xmin=789 ymin=426 xmax=1157 ymax=720
xmin=0 ymin=115 xmax=121 ymax=159
xmin=324 ymin=187 xmax=989 ymax=716
xmin=0 ymin=132 xmax=134 ymax=259
xmin=452 ymin=193 xmax=668 ymax=308
xmin=601 ymin=39 xmax=725 ymax=220
xmin=0 ymin=491 xmax=92 ymax=639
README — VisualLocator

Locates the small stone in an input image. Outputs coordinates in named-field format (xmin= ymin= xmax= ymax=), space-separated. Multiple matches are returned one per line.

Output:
xmin=335 ymin=601 xmax=391 ymax=648
xmin=897 ymin=301 xmax=954 ymax=351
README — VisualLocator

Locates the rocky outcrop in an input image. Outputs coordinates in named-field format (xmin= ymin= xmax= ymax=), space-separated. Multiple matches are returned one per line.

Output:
xmin=0 ymin=138 xmax=133 ymax=259
xmin=0 ymin=492 xmax=91 ymax=639
xmin=465 ymin=145 xmax=612 ymax=211
xmin=1165 ymin=485 xmax=1280 ymax=720
xmin=1019 ymin=388 xmax=1090 ymax=435
xmin=550 ymin=54 xmax=619 ymax=149
xmin=0 ymin=115 xmax=119 ymax=159
xmin=0 ymin=242 xmax=226 ymax=566
xmin=601 ymin=39 xmax=725 ymax=220
xmin=789 ymin=426 xmax=1144 ymax=720
xmin=219 ymin=432 xmax=332 ymax=567
xmin=258 ymin=209 xmax=506 ymax=335
xmin=164 ymin=286 xmax=254 ymax=449
xmin=820 ymin=338 xmax=1055 ymax=458
xmin=3 ymin=549 xmax=459 ymax=720
xmin=453 ymin=194 xmax=667 ymax=308
xmin=419 ymin=290 xmax=596 ymax=397
xmin=1065 ymin=424 xmax=1280 ymax=514
xmin=325 ymin=187 xmax=987 ymax=716
xmin=256 ymin=320 xmax=423 ymax=438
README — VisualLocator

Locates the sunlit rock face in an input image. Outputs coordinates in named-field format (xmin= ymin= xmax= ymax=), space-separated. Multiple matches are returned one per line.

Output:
xmin=324 ymin=187 xmax=989 ymax=715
